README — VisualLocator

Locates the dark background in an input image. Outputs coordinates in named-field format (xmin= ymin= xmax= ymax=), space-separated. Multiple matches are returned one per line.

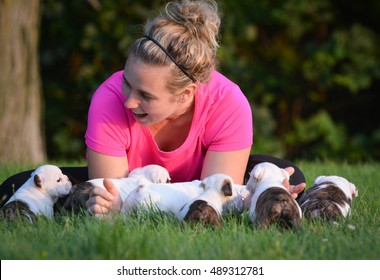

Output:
xmin=39 ymin=0 xmax=380 ymax=162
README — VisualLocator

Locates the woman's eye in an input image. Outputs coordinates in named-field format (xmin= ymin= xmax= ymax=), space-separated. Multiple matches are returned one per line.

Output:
xmin=141 ymin=93 xmax=153 ymax=100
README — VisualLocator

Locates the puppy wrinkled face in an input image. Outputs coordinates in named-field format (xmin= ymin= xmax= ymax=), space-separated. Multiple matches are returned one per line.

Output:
xmin=32 ymin=165 xmax=72 ymax=197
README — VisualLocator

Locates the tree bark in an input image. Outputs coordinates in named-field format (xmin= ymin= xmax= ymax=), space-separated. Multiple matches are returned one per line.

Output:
xmin=0 ymin=0 xmax=46 ymax=165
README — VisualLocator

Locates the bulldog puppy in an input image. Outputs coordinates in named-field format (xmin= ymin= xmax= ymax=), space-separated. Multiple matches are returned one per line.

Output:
xmin=298 ymin=175 xmax=358 ymax=222
xmin=128 ymin=165 xmax=171 ymax=184
xmin=0 ymin=165 xmax=72 ymax=222
xmin=246 ymin=162 xmax=302 ymax=229
xmin=178 ymin=174 xmax=239 ymax=227
xmin=62 ymin=164 xmax=170 ymax=214
xmin=121 ymin=179 xmax=204 ymax=218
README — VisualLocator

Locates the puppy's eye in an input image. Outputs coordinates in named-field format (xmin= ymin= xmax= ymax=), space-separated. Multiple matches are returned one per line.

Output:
xmin=57 ymin=178 xmax=62 ymax=183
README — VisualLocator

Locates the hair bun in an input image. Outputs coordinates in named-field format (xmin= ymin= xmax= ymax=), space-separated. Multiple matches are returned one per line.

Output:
xmin=165 ymin=0 xmax=220 ymax=50
xmin=131 ymin=0 xmax=221 ymax=88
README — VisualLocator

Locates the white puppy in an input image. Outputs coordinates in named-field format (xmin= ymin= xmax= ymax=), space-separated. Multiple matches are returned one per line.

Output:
xmin=62 ymin=164 xmax=170 ymax=213
xmin=128 ymin=165 xmax=171 ymax=184
xmin=122 ymin=179 xmax=204 ymax=218
xmin=0 ymin=165 xmax=72 ymax=222
xmin=178 ymin=174 xmax=240 ymax=227
xmin=298 ymin=175 xmax=358 ymax=221
xmin=246 ymin=162 xmax=302 ymax=229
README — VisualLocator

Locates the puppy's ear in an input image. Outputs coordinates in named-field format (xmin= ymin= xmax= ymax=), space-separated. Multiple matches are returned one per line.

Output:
xmin=221 ymin=180 xmax=233 ymax=197
xmin=135 ymin=178 xmax=149 ymax=190
xmin=314 ymin=175 xmax=326 ymax=185
xmin=350 ymin=183 xmax=359 ymax=198
xmin=34 ymin=174 xmax=43 ymax=188
xmin=281 ymin=169 xmax=290 ymax=181
xmin=253 ymin=166 xmax=265 ymax=181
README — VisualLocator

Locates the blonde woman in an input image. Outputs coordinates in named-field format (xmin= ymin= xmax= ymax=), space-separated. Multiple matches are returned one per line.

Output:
xmin=0 ymin=1 xmax=305 ymax=212
xmin=84 ymin=0 xmax=305 ymax=215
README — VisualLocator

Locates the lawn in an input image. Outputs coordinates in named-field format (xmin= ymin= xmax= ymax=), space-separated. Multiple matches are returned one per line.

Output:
xmin=0 ymin=161 xmax=379 ymax=260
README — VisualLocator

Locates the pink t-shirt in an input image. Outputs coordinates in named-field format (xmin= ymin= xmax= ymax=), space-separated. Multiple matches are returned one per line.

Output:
xmin=85 ymin=70 xmax=253 ymax=182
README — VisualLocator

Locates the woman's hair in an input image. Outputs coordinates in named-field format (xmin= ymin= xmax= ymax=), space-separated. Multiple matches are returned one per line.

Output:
xmin=129 ymin=0 xmax=221 ymax=94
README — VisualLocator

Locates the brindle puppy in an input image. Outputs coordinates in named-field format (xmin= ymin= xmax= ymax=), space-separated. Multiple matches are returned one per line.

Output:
xmin=298 ymin=176 xmax=358 ymax=222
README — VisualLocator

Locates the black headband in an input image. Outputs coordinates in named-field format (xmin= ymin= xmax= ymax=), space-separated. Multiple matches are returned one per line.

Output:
xmin=143 ymin=34 xmax=196 ymax=82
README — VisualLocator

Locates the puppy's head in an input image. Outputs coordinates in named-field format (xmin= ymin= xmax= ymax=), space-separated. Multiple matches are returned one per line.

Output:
xmin=200 ymin=173 xmax=236 ymax=204
xmin=32 ymin=165 xmax=72 ymax=199
xmin=129 ymin=165 xmax=171 ymax=183
xmin=181 ymin=174 xmax=236 ymax=227
xmin=314 ymin=175 xmax=358 ymax=199
xmin=246 ymin=162 xmax=290 ymax=194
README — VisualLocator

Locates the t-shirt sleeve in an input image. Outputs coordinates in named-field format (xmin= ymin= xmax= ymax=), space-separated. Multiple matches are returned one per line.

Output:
xmin=205 ymin=85 xmax=253 ymax=151
xmin=85 ymin=73 xmax=130 ymax=157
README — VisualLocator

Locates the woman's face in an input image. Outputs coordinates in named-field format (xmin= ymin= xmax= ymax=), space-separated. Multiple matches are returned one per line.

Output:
xmin=122 ymin=56 xmax=187 ymax=126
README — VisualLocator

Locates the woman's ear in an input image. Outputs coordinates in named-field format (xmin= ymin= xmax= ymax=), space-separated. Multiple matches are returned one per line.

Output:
xmin=178 ymin=82 xmax=198 ymax=103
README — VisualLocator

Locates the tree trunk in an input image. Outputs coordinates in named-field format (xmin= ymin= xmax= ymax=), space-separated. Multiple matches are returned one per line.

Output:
xmin=0 ymin=0 xmax=46 ymax=165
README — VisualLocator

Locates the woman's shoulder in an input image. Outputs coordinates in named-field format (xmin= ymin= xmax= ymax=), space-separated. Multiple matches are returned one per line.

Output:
xmin=88 ymin=70 xmax=131 ymax=125
xmin=204 ymin=70 xmax=239 ymax=90
xmin=91 ymin=70 xmax=125 ymax=102
xmin=97 ymin=70 xmax=124 ymax=92
xmin=195 ymin=71 xmax=253 ymax=150
xmin=197 ymin=70 xmax=248 ymax=107
xmin=194 ymin=70 xmax=251 ymax=130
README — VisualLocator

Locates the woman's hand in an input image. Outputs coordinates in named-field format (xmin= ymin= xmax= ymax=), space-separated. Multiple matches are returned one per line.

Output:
xmin=283 ymin=167 xmax=306 ymax=199
xmin=86 ymin=179 xmax=122 ymax=216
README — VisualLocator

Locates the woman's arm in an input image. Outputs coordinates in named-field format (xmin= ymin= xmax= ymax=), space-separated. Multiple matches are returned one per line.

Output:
xmin=87 ymin=148 xmax=129 ymax=179
xmin=200 ymin=148 xmax=251 ymax=185
xmin=201 ymin=149 xmax=306 ymax=198
xmin=86 ymin=148 xmax=129 ymax=215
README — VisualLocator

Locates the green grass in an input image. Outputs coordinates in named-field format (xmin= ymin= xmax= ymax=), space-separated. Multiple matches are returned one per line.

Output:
xmin=0 ymin=161 xmax=379 ymax=260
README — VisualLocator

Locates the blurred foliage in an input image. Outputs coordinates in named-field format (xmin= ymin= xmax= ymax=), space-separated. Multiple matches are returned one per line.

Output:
xmin=40 ymin=0 xmax=380 ymax=162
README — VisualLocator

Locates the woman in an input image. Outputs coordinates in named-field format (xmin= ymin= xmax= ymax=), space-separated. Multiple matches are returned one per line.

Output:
xmin=84 ymin=0 xmax=305 ymax=215
xmin=0 ymin=0 xmax=305 ymax=211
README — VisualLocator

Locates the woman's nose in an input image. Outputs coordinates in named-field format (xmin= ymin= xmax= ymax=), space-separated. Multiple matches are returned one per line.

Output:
xmin=124 ymin=94 xmax=139 ymax=109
